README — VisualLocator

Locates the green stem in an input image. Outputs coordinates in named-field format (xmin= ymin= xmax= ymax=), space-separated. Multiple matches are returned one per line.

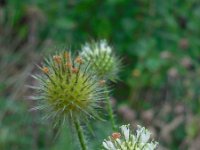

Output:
xmin=73 ymin=117 xmax=88 ymax=150
xmin=105 ymin=86 xmax=116 ymax=130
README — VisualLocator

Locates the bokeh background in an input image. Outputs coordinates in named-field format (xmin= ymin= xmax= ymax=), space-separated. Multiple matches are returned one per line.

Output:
xmin=1 ymin=0 xmax=200 ymax=149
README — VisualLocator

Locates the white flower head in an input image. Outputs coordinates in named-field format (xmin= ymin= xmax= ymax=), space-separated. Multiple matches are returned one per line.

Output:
xmin=80 ymin=39 xmax=121 ymax=82
xmin=81 ymin=39 xmax=112 ymax=58
xmin=102 ymin=124 xmax=158 ymax=150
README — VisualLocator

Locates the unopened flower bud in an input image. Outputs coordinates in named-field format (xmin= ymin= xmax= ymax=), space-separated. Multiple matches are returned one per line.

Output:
xmin=75 ymin=56 xmax=83 ymax=64
xmin=112 ymin=132 xmax=121 ymax=140
xmin=53 ymin=55 xmax=61 ymax=64
xmin=66 ymin=62 xmax=72 ymax=68
xmin=99 ymin=80 xmax=106 ymax=86
xmin=72 ymin=67 xmax=78 ymax=73
xmin=42 ymin=67 xmax=49 ymax=74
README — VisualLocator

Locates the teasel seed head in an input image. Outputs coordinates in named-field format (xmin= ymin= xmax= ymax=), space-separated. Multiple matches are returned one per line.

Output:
xmin=31 ymin=51 xmax=106 ymax=124
xmin=80 ymin=40 xmax=121 ymax=82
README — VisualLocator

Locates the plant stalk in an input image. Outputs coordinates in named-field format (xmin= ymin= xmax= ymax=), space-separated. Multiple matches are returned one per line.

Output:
xmin=105 ymin=86 xmax=116 ymax=130
xmin=73 ymin=117 xmax=88 ymax=150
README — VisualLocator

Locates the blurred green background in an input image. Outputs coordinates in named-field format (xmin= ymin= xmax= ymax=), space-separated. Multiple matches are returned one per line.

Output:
xmin=1 ymin=0 xmax=200 ymax=149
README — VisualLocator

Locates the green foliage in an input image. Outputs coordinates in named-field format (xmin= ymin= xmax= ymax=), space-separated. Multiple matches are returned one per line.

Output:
xmin=1 ymin=0 xmax=200 ymax=149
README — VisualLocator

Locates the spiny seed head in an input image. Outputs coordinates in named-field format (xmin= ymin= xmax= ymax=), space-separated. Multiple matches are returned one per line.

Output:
xmin=80 ymin=39 xmax=121 ymax=82
xmin=103 ymin=124 xmax=158 ymax=150
xmin=31 ymin=51 xmax=105 ymax=123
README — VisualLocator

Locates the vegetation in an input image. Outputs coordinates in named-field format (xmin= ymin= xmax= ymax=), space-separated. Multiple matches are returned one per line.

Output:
xmin=1 ymin=0 xmax=200 ymax=149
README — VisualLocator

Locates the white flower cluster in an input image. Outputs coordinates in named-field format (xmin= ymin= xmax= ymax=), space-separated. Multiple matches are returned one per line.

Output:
xmin=81 ymin=39 xmax=112 ymax=58
xmin=80 ymin=40 xmax=120 ymax=82
xmin=103 ymin=124 xmax=158 ymax=150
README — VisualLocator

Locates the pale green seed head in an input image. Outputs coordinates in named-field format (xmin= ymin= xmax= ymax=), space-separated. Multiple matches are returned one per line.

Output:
xmin=31 ymin=51 xmax=105 ymax=123
xmin=81 ymin=40 xmax=121 ymax=82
